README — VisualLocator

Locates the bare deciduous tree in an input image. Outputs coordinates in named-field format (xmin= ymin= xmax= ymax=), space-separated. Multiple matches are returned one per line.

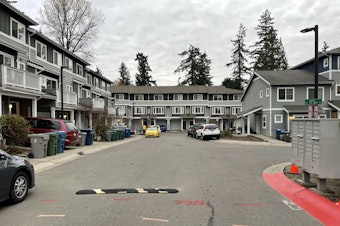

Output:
xmin=39 ymin=0 xmax=104 ymax=61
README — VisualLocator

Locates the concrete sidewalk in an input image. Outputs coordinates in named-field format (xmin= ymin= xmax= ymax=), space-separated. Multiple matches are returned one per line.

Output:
xmin=215 ymin=134 xmax=292 ymax=146
xmin=26 ymin=135 xmax=143 ymax=174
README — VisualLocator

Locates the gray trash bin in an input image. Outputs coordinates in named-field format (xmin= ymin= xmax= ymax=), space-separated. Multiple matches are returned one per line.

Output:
xmin=29 ymin=134 xmax=49 ymax=158
xmin=79 ymin=132 xmax=86 ymax=146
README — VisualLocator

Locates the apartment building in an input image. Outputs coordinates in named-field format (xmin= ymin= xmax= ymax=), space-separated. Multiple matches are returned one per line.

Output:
xmin=112 ymin=85 xmax=243 ymax=132
xmin=0 ymin=0 xmax=114 ymax=129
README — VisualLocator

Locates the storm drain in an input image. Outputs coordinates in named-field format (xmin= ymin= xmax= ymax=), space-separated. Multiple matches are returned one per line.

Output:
xmin=76 ymin=188 xmax=179 ymax=195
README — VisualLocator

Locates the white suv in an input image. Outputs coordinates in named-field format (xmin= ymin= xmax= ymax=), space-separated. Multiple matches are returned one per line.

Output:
xmin=196 ymin=124 xmax=220 ymax=140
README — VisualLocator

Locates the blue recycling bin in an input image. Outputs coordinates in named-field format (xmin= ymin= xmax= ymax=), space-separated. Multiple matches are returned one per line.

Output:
xmin=81 ymin=129 xmax=93 ymax=145
xmin=124 ymin=128 xmax=131 ymax=138
xmin=275 ymin=129 xmax=282 ymax=140
xmin=56 ymin=131 xmax=66 ymax=153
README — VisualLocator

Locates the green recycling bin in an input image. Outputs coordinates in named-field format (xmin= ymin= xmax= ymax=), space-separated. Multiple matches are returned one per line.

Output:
xmin=46 ymin=132 xmax=58 ymax=156
xmin=111 ymin=130 xmax=117 ymax=141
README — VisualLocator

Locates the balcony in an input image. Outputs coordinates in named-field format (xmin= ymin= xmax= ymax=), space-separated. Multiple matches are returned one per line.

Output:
xmin=57 ymin=91 xmax=78 ymax=105
xmin=106 ymin=106 xmax=116 ymax=115
xmin=79 ymin=98 xmax=105 ymax=110
xmin=0 ymin=65 xmax=40 ymax=91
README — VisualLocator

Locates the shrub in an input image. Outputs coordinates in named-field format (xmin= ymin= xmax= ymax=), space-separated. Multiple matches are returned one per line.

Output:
xmin=220 ymin=130 xmax=232 ymax=138
xmin=0 ymin=114 xmax=30 ymax=146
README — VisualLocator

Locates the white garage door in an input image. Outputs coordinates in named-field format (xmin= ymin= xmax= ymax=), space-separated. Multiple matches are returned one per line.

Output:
xmin=170 ymin=119 xmax=181 ymax=131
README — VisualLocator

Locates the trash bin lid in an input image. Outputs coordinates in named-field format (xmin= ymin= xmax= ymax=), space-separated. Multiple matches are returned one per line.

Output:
xmin=28 ymin=133 xmax=50 ymax=140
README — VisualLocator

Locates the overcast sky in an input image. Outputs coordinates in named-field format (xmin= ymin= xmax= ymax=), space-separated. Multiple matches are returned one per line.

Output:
xmin=13 ymin=0 xmax=340 ymax=86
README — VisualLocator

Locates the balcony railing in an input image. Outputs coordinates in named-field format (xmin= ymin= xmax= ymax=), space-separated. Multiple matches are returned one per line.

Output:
xmin=106 ymin=106 xmax=116 ymax=115
xmin=0 ymin=65 xmax=40 ymax=91
xmin=79 ymin=98 xmax=105 ymax=109
xmin=57 ymin=91 xmax=78 ymax=105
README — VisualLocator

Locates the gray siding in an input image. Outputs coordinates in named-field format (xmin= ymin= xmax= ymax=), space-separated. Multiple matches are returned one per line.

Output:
xmin=243 ymin=77 xmax=270 ymax=110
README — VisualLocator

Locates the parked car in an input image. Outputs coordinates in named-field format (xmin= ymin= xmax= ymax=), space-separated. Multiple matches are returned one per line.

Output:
xmin=0 ymin=150 xmax=35 ymax=204
xmin=159 ymin=125 xmax=167 ymax=132
xmin=192 ymin=123 xmax=203 ymax=138
xmin=151 ymin=125 xmax=161 ymax=133
xmin=25 ymin=117 xmax=79 ymax=146
xmin=187 ymin=126 xmax=194 ymax=137
xmin=145 ymin=127 xmax=160 ymax=138
xmin=196 ymin=124 xmax=220 ymax=140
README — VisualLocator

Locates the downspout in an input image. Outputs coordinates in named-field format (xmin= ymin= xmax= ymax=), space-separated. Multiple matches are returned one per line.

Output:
xmin=269 ymin=86 xmax=272 ymax=137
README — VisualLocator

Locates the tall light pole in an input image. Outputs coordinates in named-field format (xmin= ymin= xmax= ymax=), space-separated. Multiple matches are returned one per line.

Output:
xmin=60 ymin=66 xmax=67 ymax=119
xmin=301 ymin=25 xmax=318 ymax=117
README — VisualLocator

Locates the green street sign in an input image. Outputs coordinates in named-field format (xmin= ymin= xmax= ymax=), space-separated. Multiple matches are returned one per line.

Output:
xmin=305 ymin=99 xmax=322 ymax=105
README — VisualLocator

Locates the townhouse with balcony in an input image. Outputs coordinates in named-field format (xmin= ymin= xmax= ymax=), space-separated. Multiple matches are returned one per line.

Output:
xmin=0 ymin=0 xmax=114 ymax=129
xmin=238 ymin=47 xmax=340 ymax=138
xmin=112 ymin=85 xmax=243 ymax=132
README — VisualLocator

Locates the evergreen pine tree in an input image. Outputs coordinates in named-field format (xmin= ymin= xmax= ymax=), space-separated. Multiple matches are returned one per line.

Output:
xmin=252 ymin=9 xmax=288 ymax=70
xmin=175 ymin=45 xmax=213 ymax=86
xmin=118 ymin=62 xmax=131 ymax=85
xmin=135 ymin=52 xmax=156 ymax=86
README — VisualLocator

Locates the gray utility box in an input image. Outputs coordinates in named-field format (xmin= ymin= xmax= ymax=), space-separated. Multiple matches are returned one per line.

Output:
xmin=291 ymin=119 xmax=340 ymax=178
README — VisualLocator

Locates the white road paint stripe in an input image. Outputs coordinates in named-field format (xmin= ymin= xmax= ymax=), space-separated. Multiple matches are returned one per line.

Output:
xmin=93 ymin=189 xmax=105 ymax=194
xmin=38 ymin=215 xmax=65 ymax=217
xmin=117 ymin=191 xmax=127 ymax=194
xmin=136 ymin=188 xmax=148 ymax=194
xmin=282 ymin=200 xmax=302 ymax=210
xmin=143 ymin=217 xmax=169 ymax=222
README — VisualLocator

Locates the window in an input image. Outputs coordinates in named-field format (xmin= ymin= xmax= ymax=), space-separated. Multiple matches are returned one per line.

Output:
xmin=87 ymin=75 xmax=92 ymax=85
xmin=94 ymin=78 xmax=99 ymax=87
xmin=53 ymin=50 xmax=62 ymax=66
xmin=117 ymin=106 xmax=125 ymax=116
xmin=307 ymin=87 xmax=324 ymax=100
xmin=65 ymin=57 xmax=73 ymax=71
xmin=277 ymin=87 xmax=294 ymax=101
xmin=213 ymin=95 xmax=222 ymax=101
xmin=0 ymin=52 xmax=14 ymax=67
xmin=336 ymin=84 xmax=340 ymax=96
xmin=46 ymin=79 xmax=57 ymax=89
xmin=66 ymin=85 xmax=73 ymax=92
xmin=193 ymin=94 xmax=203 ymax=100
xmin=266 ymin=88 xmax=269 ymax=97
xmin=154 ymin=94 xmax=163 ymax=100
xmin=323 ymin=58 xmax=329 ymax=68
xmin=231 ymin=107 xmax=241 ymax=115
xmin=212 ymin=107 xmax=224 ymax=115
xmin=153 ymin=107 xmax=164 ymax=114
xmin=76 ymin=63 xmax=83 ymax=76
xmin=262 ymin=115 xmax=267 ymax=128
xmin=36 ymin=41 xmax=47 ymax=60
xmin=259 ymin=90 xmax=263 ymax=98
xmin=234 ymin=94 xmax=240 ymax=100
xmin=172 ymin=107 xmax=184 ymax=114
xmin=192 ymin=106 xmax=204 ymax=114
xmin=134 ymin=107 xmax=145 ymax=114
xmin=274 ymin=114 xmax=283 ymax=123
xmin=11 ymin=18 xmax=25 ymax=42
xmin=174 ymin=94 xmax=183 ymax=100
xmin=81 ymin=89 xmax=90 ymax=98
xmin=115 ymin=94 xmax=124 ymax=100
xmin=135 ymin=95 xmax=144 ymax=101
xmin=338 ymin=57 xmax=340 ymax=69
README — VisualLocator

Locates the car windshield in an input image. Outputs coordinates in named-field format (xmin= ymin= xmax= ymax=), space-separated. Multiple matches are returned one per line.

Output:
xmin=206 ymin=125 xmax=217 ymax=129
xmin=65 ymin=122 xmax=77 ymax=131
xmin=148 ymin=127 xmax=157 ymax=131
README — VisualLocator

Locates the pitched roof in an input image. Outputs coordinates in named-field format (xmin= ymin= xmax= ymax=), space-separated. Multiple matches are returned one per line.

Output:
xmin=0 ymin=0 xmax=38 ymax=26
xmin=111 ymin=85 xmax=243 ymax=94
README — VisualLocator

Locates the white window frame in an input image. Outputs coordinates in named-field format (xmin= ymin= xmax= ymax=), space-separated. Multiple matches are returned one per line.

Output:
xmin=213 ymin=95 xmax=223 ymax=101
xmin=338 ymin=57 xmax=340 ymax=69
xmin=262 ymin=115 xmax=267 ymax=128
xmin=36 ymin=41 xmax=47 ymax=60
xmin=336 ymin=84 xmax=340 ymax=96
xmin=212 ymin=107 xmax=224 ymax=115
xmin=306 ymin=87 xmax=324 ymax=101
xmin=153 ymin=107 xmax=164 ymax=115
xmin=134 ymin=107 xmax=145 ymax=115
xmin=323 ymin=58 xmax=329 ymax=68
xmin=173 ymin=94 xmax=183 ymax=101
xmin=10 ymin=18 xmax=25 ymax=42
xmin=259 ymin=90 xmax=263 ymax=98
xmin=53 ymin=50 xmax=62 ymax=66
xmin=154 ymin=94 xmax=163 ymax=100
xmin=172 ymin=106 xmax=184 ymax=114
xmin=66 ymin=85 xmax=73 ymax=93
xmin=76 ymin=63 xmax=83 ymax=76
xmin=117 ymin=106 xmax=125 ymax=116
xmin=231 ymin=107 xmax=241 ymax=115
xmin=192 ymin=106 xmax=204 ymax=114
xmin=265 ymin=88 xmax=269 ymax=97
xmin=65 ymin=57 xmax=73 ymax=72
xmin=46 ymin=78 xmax=57 ymax=89
xmin=115 ymin=94 xmax=124 ymax=100
xmin=193 ymin=94 xmax=203 ymax=100
xmin=1 ymin=52 xmax=14 ymax=67
xmin=274 ymin=114 xmax=283 ymax=123
xmin=135 ymin=95 xmax=144 ymax=101
xmin=277 ymin=87 xmax=294 ymax=102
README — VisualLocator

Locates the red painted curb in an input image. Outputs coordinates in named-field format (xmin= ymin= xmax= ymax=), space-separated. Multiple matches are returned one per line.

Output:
xmin=263 ymin=172 xmax=340 ymax=226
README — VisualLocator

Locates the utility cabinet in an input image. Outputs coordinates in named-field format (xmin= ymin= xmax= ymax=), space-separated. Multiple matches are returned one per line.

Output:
xmin=291 ymin=119 xmax=340 ymax=178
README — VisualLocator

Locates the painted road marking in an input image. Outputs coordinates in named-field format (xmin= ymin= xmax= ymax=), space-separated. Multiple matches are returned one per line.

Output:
xmin=76 ymin=188 xmax=179 ymax=195
xmin=37 ymin=215 xmax=65 ymax=217
xmin=282 ymin=200 xmax=301 ymax=210
xmin=142 ymin=217 xmax=169 ymax=222
xmin=175 ymin=200 xmax=205 ymax=205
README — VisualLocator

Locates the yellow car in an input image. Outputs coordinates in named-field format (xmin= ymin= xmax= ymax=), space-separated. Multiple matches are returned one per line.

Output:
xmin=145 ymin=127 xmax=160 ymax=138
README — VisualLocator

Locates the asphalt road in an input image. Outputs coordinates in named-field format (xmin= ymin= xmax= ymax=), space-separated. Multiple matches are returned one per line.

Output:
xmin=0 ymin=133 xmax=321 ymax=226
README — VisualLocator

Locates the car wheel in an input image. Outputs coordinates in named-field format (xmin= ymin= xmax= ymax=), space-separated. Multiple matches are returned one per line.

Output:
xmin=10 ymin=172 xmax=29 ymax=204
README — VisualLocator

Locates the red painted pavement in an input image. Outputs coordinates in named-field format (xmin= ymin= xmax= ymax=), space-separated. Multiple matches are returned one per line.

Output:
xmin=263 ymin=172 xmax=340 ymax=226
